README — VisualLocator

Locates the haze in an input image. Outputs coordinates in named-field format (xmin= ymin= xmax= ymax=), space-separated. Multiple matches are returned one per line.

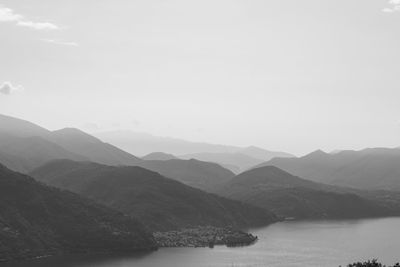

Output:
xmin=1 ymin=0 xmax=400 ymax=156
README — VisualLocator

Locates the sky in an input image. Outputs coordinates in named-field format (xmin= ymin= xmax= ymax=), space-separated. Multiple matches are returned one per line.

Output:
xmin=1 ymin=0 xmax=400 ymax=156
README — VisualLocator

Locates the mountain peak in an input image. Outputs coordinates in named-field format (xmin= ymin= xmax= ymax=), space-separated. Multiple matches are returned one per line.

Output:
xmin=0 ymin=113 xmax=50 ymax=138
xmin=237 ymin=146 xmax=294 ymax=162
xmin=228 ymin=165 xmax=314 ymax=190
xmin=303 ymin=149 xmax=329 ymax=158
xmin=52 ymin=128 xmax=102 ymax=144
xmin=241 ymin=165 xmax=295 ymax=179
xmin=142 ymin=152 xmax=178 ymax=161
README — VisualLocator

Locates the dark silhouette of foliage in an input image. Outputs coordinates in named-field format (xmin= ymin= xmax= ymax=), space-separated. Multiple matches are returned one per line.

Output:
xmin=342 ymin=259 xmax=400 ymax=267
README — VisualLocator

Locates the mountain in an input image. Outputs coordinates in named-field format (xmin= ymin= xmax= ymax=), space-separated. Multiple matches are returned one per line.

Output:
xmin=142 ymin=152 xmax=178 ymax=161
xmin=50 ymin=128 xmax=141 ymax=166
xmin=0 ymin=163 xmax=156 ymax=262
xmin=238 ymin=146 xmax=294 ymax=161
xmin=180 ymin=152 xmax=264 ymax=173
xmin=0 ymin=114 xmax=50 ymax=138
xmin=30 ymin=160 xmax=278 ymax=232
xmin=0 ymin=114 xmax=140 ymax=173
xmin=135 ymin=159 xmax=236 ymax=192
xmin=0 ymin=134 xmax=88 ymax=173
xmin=218 ymin=166 xmax=395 ymax=220
xmin=256 ymin=148 xmax=400 ymax=191
xmin=93 ymin=130 xmax=240 ymax=156
xmin=94 ymin=130 xmax=293 ymax=159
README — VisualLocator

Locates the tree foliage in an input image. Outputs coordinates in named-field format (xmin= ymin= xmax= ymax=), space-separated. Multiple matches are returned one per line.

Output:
xmin=344 ymin=259 xmax=400 ymax=267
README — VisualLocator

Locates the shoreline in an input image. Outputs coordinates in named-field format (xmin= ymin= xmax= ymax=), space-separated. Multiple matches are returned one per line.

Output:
xmin=0 ymin=226 xmax=257 ymax=264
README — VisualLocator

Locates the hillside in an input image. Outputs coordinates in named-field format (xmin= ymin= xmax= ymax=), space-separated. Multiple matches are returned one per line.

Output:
xmin=180 ymin=152 xmax=264 ymax=173
xmin=238 ymin=146 xmax=294 ymax=161
xmin=0 ymin=114 xmax=141 ymax=173
xmin=50 ymin=128 xmax=141 ymax=166
xmin=0 ymin=114 xmax=50 ymax=138
xmin=256 ymin=148 xmax=400 ymax=191
xmin=218 ymin=166 xmax=394 ymax=220
xmin=135 ymin=159 xmax=236 ymax=192
xmin=0 ymin=164 xmax=156 ymax=262
xmin=0 ymin=134 xmax=88 ymax=173
xmin=30 ymin=160 xmax=278 ymax=232
xmin=142 ymin=152 xmax=178 ymax=161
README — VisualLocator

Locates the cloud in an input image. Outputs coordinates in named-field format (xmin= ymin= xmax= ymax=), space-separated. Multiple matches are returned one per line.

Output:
xmin=0 ymin=82 xmax=24 ymax=95
xmin=17 ymin=21 xmax=59 ymax=30
xmin=41 ymin=39 xmax=78 ymax=47
xmin=0 ymin=5 xmax=59 ymax=30
xmin=383 ymin=8 xmax=395 ymax=12
xmin=0 ymin=5 xmax=23 ymax=21
xmin=383 ymin=0 xmax=400 ymax=12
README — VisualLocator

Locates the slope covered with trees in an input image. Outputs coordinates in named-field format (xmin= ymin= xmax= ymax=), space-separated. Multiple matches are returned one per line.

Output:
xmin=0 ymin=164 xmax=156 ymax=262
xmin=31 ymin=160 xmax=278 ymax=231
xmin=257 ymin=148 xmax=400 ymax=191
xmin=135 ymin=159 xmax=236 ymax=192
xmin=218 ymin=166 xmax=397 ymax=219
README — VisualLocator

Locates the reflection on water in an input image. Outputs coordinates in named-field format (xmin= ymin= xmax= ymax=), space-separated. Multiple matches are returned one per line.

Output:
xmin=3 ymin=217 xmax=400 ymax=267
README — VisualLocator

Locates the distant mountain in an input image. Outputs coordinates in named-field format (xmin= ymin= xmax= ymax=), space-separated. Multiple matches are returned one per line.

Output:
xmin=135 ymin=159 xmax=236 ymax=192
xmin=237 ymin=146 xmax=294 ymax=161
xmin=142 ymin=152 xmax=178 ymax=161
xmin=31 ymin=160 xmax=278 ymax=232
xmin=180 ymin=152 xmax=264 ymax=173
xmin=0 ymin=134 xmax=88 ymax=173
xmin=0 ymin=114 xmax=50 ymax=138
xmin=94 ymin=130 xmax=293 ymax=160
xmin=218 ymin=166 xmax=395 ymax=220
xmin=50 ymin=128 xmax=141 ymax=166
xmin=93 ymin=130 xmax=239 ymax=156
xmin=0 ymin=163 xmax=156 ymax=262
xmin=0 ymin=114 xmax=140 ymax=173
xmin=256 ymin=148 xmax=400 ymax=191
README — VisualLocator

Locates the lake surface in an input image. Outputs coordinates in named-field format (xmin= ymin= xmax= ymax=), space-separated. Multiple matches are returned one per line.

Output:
xmin=4 ymin=217 xmax=400 ymax=267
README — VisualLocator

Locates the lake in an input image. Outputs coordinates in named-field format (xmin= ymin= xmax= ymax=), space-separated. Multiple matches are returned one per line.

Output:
xmin=3 ymin=217 xmax=400 ymax=267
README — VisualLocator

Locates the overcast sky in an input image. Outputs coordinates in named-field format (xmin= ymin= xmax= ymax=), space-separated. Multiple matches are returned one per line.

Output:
xmin=1 ymin=0 xmax=399 ymax=156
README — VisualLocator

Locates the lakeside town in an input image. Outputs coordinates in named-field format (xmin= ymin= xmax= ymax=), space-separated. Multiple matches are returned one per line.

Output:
xmin=154 ymin=226 xmax=258 ymax=248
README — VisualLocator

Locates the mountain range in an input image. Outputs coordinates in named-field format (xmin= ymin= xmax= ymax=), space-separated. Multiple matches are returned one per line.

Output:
xmin=0 ymin=114 xmax=257 ymax=192
xmin=135 ymin=159 xmax=235 ymax=192
xmin=30 ymin=160 xmax=278 ymax=231
xmin=94 ymin=130 xmax=293 ymax=162
xmin=0 ymin=114 xmax=141 ymax=173
xmin=217 ymin=166 xmax=400 ymax=219
xmin=256 ymin=148 xmax=400 ymax=191
xmin=2 ymin=112 xmax=400 ymax=260
xmin=180 ymin=152 xmax=265 ymax=173
xmin=0 ymin=114 xmax=267 ymax=192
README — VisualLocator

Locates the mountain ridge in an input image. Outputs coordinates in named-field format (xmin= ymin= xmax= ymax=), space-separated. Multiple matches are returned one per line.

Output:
xmin=218 ymin=165 xmax=397 ymax=220
xmin=134 ymin=158 xmax=236 ymax=192
xmin=30 ymin=159 xmax=279 ymax=232
xmin=256 ymin=147 xmax=400 ymax=191
xmin=94 ymin=130 xmax=294 ymax=160
xmin=0 ymin=114 xmax=141 ymax=173
xmin=142 ymin=152 xmax=178 ymax=161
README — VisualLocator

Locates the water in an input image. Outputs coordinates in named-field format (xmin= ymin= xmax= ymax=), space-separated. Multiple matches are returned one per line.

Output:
xmin=3 ymin=217 xmax=400 ymax=267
